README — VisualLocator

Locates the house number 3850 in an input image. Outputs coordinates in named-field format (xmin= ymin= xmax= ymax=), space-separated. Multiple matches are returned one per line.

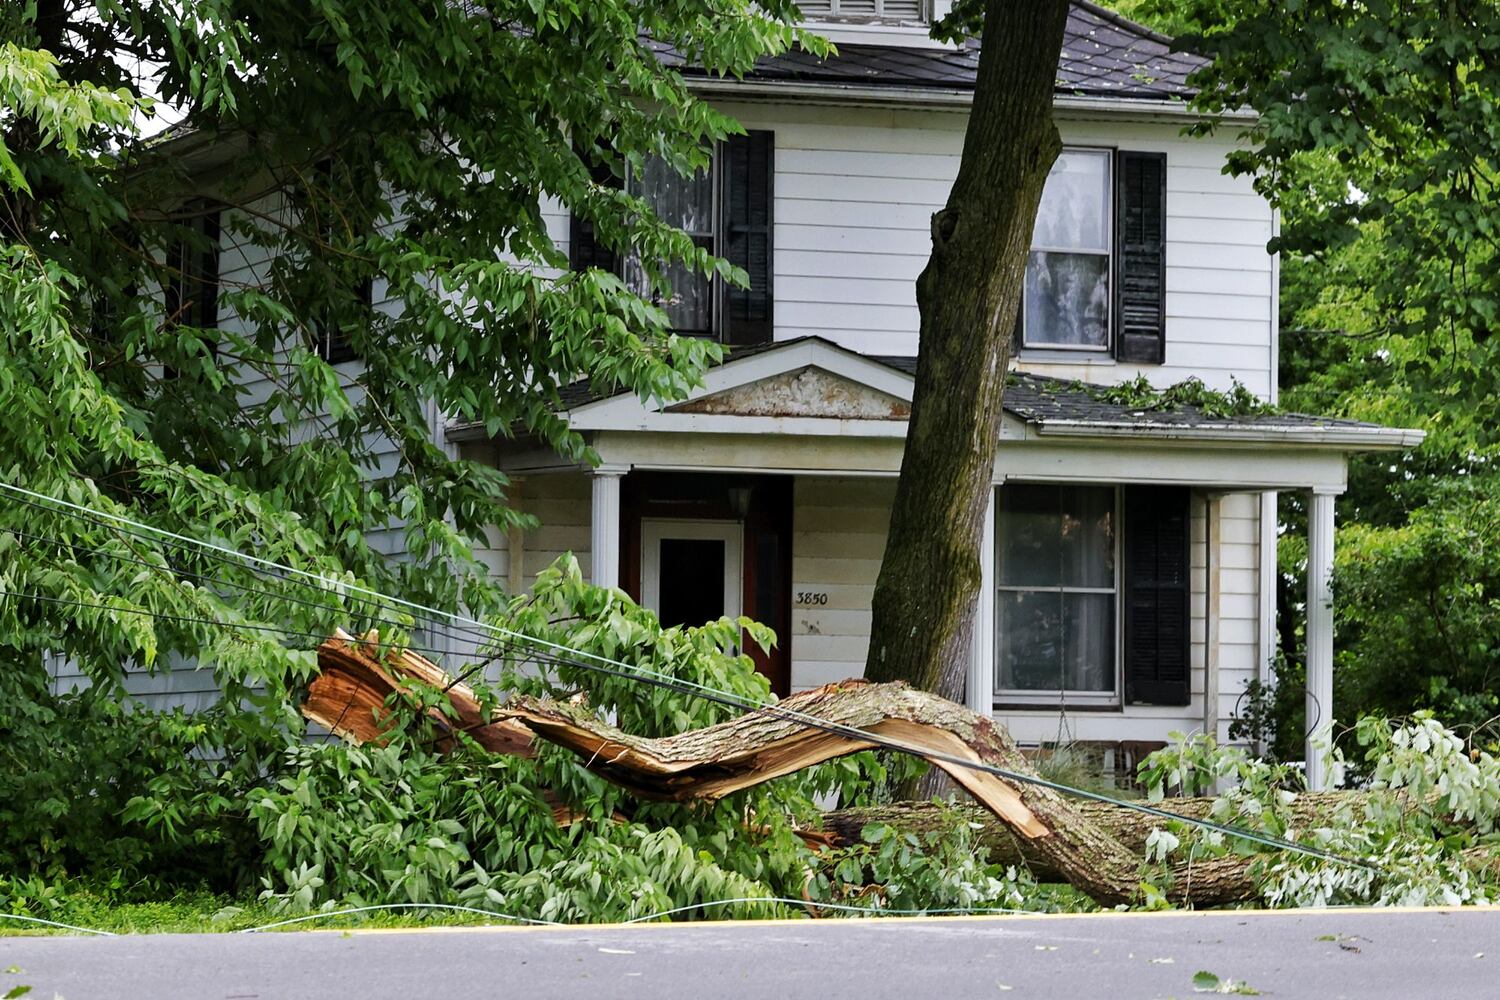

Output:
xmin=795 ymin=592 xmax=829 ymax=606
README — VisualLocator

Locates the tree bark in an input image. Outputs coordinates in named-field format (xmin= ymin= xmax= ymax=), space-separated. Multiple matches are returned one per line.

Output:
xmin=821 ymin=795 xmax=1359 ymax=883
xmin=865 ymin=0 xmax=1071 ymax=700
xmin=497 ymin=678 xmax=1256 ymax=906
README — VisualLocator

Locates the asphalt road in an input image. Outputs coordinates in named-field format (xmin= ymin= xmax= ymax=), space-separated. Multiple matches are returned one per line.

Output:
xmin=4 ymin=907 xmax=1498 ymax=999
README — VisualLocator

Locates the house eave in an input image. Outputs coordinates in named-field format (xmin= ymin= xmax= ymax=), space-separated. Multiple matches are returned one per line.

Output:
xmin=1028 ymin=420 xmax=1426 ymax=451
xmin=686 ymin=76 xmax=1257 ymax=122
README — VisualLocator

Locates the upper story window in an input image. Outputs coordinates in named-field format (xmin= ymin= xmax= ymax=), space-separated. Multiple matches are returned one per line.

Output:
xmin=570 ymin=132 xmax=775 ymax=346
xmin=1022 ymin=149 xmax=1112 ymax=352
xmin=624 ymin=158 xmax=717 ymax=338
xmin=799 ymin=1 xmax=931 ymax=23
xmin=166 ymin=200 xmax=221 ymax=332
xmin=1017 ymin=148 xmax=1169 ymax=364
xmin=301 ymin=160 xmax=372 ymax=364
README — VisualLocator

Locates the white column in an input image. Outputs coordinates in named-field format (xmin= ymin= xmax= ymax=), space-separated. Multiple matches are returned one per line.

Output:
xmin=1255 ymin=491 xmax=1279 ymax=759
xmin=590 ymin=468 xmax=625 ymax=589
xmin=1304 ymin=489 xmax=1337 ymax=790
xmin=967 ymin=487 xmax=996 ymax=716
xmin=1203 ymin=493 xmax=1222 ymax=741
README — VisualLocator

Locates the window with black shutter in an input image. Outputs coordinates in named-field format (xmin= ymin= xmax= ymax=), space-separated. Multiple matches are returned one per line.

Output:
xmin=1113 ymin=150 xmax=1168 ymax=364
xmin=569 ymin=131 xmax=774 ymax=345
xmin=301 ymin=160 xmax=372 ymax=365
xmin=1015 ymin=147 xmax=1167 ymax=362
xmin=166 ymin=201 xmax=221 ymax=333
xmin=1122 ymin=485 xmax=1191 ymax=706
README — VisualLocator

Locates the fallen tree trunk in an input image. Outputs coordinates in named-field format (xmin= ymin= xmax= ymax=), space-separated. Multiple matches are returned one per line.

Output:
xmin=306 ymin=629 xmax=533 ymax=756
xmin=498 ymin=680 xmax=1256 ymax=906
xmin=820 ymin=796 xmax=1358 ymax=883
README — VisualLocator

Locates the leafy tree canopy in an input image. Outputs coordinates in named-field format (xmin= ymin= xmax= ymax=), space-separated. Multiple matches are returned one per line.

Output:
xmin=1115 ymin=0 xmax=1500 ymax=735
xmin=0 ymin=1 xmax=822 ymax=713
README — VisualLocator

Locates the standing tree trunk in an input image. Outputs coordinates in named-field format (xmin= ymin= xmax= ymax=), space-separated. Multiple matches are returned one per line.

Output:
xmin=865 ymin=0 xmax=1071 ymax=700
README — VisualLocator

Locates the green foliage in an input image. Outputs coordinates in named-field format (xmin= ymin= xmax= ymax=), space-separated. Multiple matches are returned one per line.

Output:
xmin=0 ymin=682 xmax=261 ymax=890
xmin=0 ymin=0 xmax=827 ymax=899
xmin=1085 ymin=375 xmax=1278 ymax=419
xmin=1333 ymin=478 xmax=1500 ymax=737
xmin=1139 ymin=716 xmax=1500 ymax=909
xmin=808 ymin=813 xmax=1084 ymax=915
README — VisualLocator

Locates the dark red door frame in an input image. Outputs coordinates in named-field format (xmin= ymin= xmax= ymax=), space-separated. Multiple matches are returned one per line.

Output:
xmin=620 ymin=471 xmax=793 ymax=696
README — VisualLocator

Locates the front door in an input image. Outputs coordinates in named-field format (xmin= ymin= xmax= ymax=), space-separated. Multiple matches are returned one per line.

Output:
xmin=640 ymin=518 xmax=743 ymax=629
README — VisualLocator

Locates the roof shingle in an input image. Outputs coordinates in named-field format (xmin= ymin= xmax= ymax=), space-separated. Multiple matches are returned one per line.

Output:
xmin=663 ymin=1 xmax=1205 ymax=101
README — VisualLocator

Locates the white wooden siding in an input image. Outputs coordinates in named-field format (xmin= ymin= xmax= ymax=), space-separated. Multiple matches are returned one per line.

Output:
xmin=715 ymin=101 xmax=1276 ymax=397
xmin=472 ymin=471 xmax=592 ymax=591
xmin=788 ymin=476 xmax=894 ymax=692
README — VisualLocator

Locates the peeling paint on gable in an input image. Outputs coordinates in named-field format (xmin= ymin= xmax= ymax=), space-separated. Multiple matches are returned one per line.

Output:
xmin=669 ymin=365 xmax=912 ymax=420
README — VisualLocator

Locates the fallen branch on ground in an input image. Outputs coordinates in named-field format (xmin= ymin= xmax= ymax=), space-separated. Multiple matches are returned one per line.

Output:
xmin=305 ymin=634 xmax=1287 ymax=905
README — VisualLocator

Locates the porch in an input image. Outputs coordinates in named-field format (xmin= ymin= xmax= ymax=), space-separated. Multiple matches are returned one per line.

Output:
xmin=451 ymin=337 xmax=1423 ymax=789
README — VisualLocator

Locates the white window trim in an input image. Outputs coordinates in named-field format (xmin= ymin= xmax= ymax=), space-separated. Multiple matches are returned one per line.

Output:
xmin=1019 ymin=146 xmax=1115 ymax=356
xmin=799 ymin=0 xmax=933 ymax=26
xmin=993 ymin=483 xmax=1123 ymax=708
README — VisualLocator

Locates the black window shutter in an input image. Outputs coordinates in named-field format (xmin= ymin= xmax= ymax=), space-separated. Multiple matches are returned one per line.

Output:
xmin=1123 ymin=485 xmax=1191 ymax=706
xmin=569 ymin=148 xmax=621 ymax=274
xmin=720 ymin=130 xmax=774 ymax=346
xmin=1113 ymin=150 xmax=1167 ymax=364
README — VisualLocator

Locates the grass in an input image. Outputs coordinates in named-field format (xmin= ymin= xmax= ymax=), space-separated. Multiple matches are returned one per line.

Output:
xmin=0 ymin=885 xmax=546 ymax=937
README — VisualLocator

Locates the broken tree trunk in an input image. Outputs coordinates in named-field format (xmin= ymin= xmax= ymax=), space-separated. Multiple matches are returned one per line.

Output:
xmin=498 ymin=679 xmax=1256 ymax=906
xmin=821 ymin=796 xmax=1359 ymax=884
xmin=305 ymin=629 xmax=533 ymax=756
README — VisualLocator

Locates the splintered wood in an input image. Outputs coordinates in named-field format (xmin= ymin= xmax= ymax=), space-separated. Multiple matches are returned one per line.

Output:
xmin=305 ymin=634 xmax=1256 ymax=905
xmin=306 ymin=629 xmax=533 ymax=756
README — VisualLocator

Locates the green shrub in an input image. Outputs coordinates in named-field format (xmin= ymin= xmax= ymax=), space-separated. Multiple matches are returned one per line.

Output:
xmin=0 ymin=678 xmax=262 ymax=889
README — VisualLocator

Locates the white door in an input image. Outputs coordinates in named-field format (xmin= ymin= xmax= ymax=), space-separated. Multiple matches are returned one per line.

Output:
xmin=640 ymin=518 xmax=743 ymax=628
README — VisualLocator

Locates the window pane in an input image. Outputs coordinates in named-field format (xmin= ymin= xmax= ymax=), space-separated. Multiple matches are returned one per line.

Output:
xmin=1032 ymin=150 xmax=1110 ymax=252
xmin=1061 ymin=593 xmax=1115 ymax=692
xmin=634 ymin=157 xmax=713 ymax=236
xmin=657 ymin=537 xmax=726 ymax=628
xmin=626 ymin=158 xmax=715 ymax=334
xmin=658 ymin=252 xmax=714 ymax=334
xmin=998 ymin=484 xmax=1060 ymax=586
xmin=1024 ymin=251 xmax=1109 ymax=348
xmin=998 ymin=591 xmax=1062 ymax=691
xmin=1060 ymin=486 xmax=1114 ymax=588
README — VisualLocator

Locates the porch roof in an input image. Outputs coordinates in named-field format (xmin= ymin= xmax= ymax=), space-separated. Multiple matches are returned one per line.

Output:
xmin=465 ymin=335 xmax=1423 ymax=453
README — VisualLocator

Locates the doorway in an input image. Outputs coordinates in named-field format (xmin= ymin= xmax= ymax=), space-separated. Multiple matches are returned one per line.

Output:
xmin=640 ymin=519 xmax=744 ymax=628
xmin=623 ymin=473 xmax=792 ymax=695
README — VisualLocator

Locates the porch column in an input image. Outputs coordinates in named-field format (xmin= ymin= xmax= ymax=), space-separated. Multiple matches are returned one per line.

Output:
xmin=1304 ymin=488 xmax=1337 ymax=790
xmin=1203 ymin=493 xmax=1222 ymax=741
xmin=966 ymin=486 xmax=996 ymax=715
xmin=590 ymin=467 xmax=625 ymax=589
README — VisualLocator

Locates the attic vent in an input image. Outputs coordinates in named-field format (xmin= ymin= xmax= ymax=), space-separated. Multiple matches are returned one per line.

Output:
xmin=800 ymin=0 xmax=930 ymax=23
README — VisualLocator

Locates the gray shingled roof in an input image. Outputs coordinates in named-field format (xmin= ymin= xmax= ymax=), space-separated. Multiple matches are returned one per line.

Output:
xmin=661 ymin=1 xmax=1205 ymax=101
xmin=541 ymin=336 xmax=1395 ymax=438
xmin=871 ymin=356 xmax=1386 ymax=433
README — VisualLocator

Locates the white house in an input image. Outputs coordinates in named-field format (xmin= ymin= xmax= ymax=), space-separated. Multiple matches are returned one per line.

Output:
xmin=122 ymin=1 xmax=1421 ymax=790
xmin=444 ymin=2 xmax=1422 ymax=789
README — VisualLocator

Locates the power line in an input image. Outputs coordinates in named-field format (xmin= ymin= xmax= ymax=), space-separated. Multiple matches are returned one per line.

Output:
xmin=0 ymin=581 xmax=1374 ymax=872
xmin=0 ymin=481 xmax=1382 ymax=873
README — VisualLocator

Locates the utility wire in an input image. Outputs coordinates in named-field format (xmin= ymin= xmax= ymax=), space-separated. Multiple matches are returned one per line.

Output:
xmin=0 ymin=481 xmax=1382 ymax=872
xmin=0 ymin=584 xmax=1373 ymax=873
